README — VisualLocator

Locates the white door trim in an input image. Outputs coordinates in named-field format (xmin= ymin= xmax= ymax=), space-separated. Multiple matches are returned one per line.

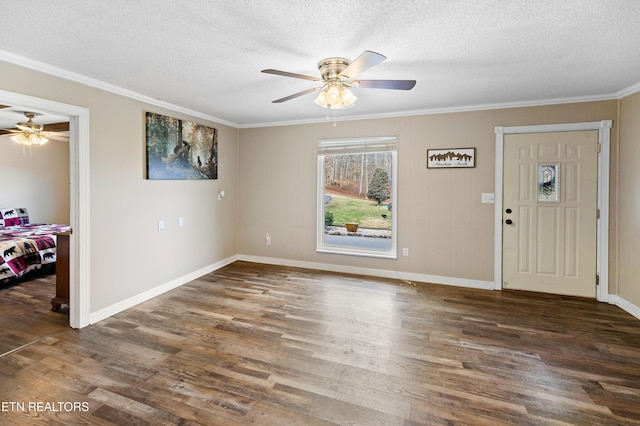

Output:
xmin=494 ymin=120 xmax=612 ymax=302
xmin=0 ymin=89 xmax=90 ymax=328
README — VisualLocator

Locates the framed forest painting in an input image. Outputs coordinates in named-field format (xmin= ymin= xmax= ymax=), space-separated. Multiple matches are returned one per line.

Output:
xmin=145 ymin=112 xmax=218 ymax=180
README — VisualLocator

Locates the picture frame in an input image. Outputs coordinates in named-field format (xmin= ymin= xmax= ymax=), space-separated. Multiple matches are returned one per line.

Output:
xmin=427 ymin=148 xmax=475 ymax=168
xmin=145 ymin=112 xmax=218 ymax=180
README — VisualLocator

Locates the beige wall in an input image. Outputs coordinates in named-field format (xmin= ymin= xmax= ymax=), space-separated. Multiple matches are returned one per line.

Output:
xmin=0 ymin=138 xmax=69 ymax=224
xmin=618 ymin=91 xmax=640 ymax=306
xmin=239 ymin=101 xmax=619 ymax=288
xmin=0 ymin=60 xmax=239 ymax=313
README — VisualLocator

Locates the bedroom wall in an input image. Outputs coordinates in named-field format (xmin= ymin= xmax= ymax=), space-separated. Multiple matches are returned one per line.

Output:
xmin=238 ymin=100 xmax=619 ymax=292
xmin=618 ymin=91 xmax=640 ymax=308
xmin=0 ymin=60 xmax=239 ymax=315
xmin=0 ymin=137 xmax=69 ymax=224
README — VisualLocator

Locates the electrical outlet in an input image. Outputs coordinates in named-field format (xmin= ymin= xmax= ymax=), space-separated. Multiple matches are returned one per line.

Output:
xmin=178 ymin=217 xmax=184 ymax=228
xmin=265 ymin=234 xmax=271 ymax=245
xmin=158 ymin=220 xmax=164 ymax=231
xmin=402 ymin=247 xmax=409 ymax=256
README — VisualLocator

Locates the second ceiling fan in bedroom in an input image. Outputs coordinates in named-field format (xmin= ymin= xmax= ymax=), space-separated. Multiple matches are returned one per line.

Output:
xmin=262 ymin=50 xmax=416 ymax=110
xmin=0 ymin=110 xmax=69 ymax=154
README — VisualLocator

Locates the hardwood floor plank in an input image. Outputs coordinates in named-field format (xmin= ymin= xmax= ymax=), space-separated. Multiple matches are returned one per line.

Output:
xmin=308 ymin=393 xmax=407 ymax=425
xmin=244 ymin=399 xmax=336 ymax=426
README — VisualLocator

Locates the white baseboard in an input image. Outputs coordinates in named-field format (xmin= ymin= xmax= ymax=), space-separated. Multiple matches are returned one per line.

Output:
xmin=88 ymin=255 xmax=238 ymax=325
xmin=237 ymin=254 xmax=495 ymax=290
xmin=608 ymin=294 xmax=640 ymax=321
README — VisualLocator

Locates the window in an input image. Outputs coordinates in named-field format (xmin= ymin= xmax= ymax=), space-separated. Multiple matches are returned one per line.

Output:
xmin=317 ymin=137 xmax=397 ymax=258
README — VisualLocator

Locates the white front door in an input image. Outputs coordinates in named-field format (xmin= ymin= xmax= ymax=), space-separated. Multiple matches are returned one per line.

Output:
xmin=502 ymin=130 xmax=598 ymax=298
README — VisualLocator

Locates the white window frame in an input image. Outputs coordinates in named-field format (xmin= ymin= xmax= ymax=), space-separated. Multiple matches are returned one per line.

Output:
xmin=316 ymin=136 xmax=398 ymax=259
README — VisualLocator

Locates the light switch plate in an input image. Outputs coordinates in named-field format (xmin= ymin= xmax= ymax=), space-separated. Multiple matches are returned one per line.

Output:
xmin=481 ymin=193 xmax=495 ymax=204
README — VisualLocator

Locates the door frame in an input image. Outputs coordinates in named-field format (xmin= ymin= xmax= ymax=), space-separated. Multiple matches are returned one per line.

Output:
xmin=1 ymin=89 xmax=90 ymax=328
xmin=494 ymin=121 xmax=612 ymax=302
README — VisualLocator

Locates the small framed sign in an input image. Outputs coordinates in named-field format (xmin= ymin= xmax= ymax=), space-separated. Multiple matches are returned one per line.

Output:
xmin=427 ymin=148 xmax=475 ymax=168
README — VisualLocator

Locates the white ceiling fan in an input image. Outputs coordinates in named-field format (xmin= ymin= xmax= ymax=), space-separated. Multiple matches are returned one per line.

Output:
xmin=262 ymin=50 xmax=416 ymax=110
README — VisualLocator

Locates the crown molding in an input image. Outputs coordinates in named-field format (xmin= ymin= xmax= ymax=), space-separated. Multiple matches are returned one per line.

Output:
xmin=615 ymin=81 xmax=640 ymax=99
xmin=243 ymin=81 xmax=640 ymax=128
xmin=3 ymin=49 xmax=639 ymax=130
xmin=0 ymin=49 xmax=239 ymax=128
xmin=238 ymin=93 xmax=620 ymax=128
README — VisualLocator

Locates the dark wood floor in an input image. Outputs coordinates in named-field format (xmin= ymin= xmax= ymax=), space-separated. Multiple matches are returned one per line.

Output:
xmin=1 ymin=261 xmax=640 ymax=425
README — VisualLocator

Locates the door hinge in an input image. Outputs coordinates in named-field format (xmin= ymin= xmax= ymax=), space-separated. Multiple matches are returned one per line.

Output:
xmin=597 ymin=143 xmax=602 ymax=153
xmin=597 ymin=208 xmax=600 ymax=219
xmin=596 ymin=274 xmax=600 ymax=286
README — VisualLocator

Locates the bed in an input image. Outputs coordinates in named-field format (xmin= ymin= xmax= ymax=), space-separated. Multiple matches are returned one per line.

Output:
xmin=0 ymin=207 xmax=71 ymax=286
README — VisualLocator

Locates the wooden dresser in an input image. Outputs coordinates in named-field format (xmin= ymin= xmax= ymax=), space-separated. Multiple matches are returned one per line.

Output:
xmin=51 ymin=231 xmax=71 ymax=312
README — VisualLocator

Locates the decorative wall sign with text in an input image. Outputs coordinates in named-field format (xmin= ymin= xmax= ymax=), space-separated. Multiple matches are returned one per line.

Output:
xmin=427 ymin=148 xmax=475 ymax=168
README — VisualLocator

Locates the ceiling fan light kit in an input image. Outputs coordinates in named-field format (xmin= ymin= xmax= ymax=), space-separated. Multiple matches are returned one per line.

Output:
xmin=314 ymin=83 xmax=357 ymax=109
xmin=11 ymin=112 xmax=50 ymax=148
xmin=11 ymin=133 xmax=49 ymax=146
xmin=262 ymin=50 xmax=416 ymax=111
xmin=0 ymin=111 xmax=61 ymax=155
xmin=10 ymin=132 xmax=49 ymax=156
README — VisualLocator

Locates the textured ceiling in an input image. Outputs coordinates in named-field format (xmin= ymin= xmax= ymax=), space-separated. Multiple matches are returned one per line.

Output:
xmin=1 ymin=0 xmax=639 ymax=127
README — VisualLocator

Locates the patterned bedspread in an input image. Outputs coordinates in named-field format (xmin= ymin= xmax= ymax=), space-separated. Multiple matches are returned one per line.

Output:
xmin=0 ymin=224 xmax=71 ymax=282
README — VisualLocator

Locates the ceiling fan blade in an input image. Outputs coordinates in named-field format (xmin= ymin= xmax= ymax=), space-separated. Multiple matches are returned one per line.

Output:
xmin=43 ymin=122 xmax=70 ymax=132
xmin=45 ymin=133 xmax=69 ymax=141
xmin=356 ymin=79 xmax=417 ymax=90
xmin=262 ymin=69 xmax=321 ymax=82
xmin=272 ymin=87 xmax=321 ymax=103
xmin=339 ymin=51 xmax=386 ymax=79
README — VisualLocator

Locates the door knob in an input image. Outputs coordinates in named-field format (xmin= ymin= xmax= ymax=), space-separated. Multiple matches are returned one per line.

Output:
xmin=505 ymin=208 xmax=512 ymax=214
xmin=505 ymin=219 xmax=513 ymax=225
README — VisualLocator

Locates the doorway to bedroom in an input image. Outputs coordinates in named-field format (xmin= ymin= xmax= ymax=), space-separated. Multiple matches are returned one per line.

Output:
xmin=0 ymin=106 xmax=71 ymax=356
xmin=0 ymin=90 xmax=90 ymax=357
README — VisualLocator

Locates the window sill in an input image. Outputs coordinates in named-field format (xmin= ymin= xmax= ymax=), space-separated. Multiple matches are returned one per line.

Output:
xmin=316 ymin=247 xmax=397 ymax=260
